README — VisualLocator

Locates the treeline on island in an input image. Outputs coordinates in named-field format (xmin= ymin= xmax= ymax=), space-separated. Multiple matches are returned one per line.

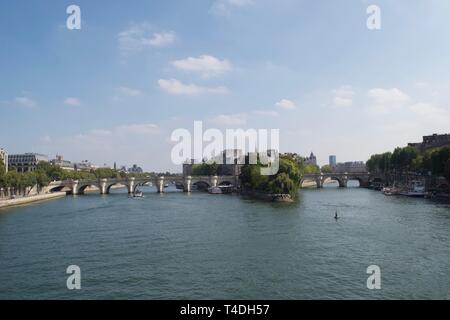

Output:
xmin=191 ymin=154 xmax=320 ymax=199
xmin=366 ymin=145 xmax=450 ymax=181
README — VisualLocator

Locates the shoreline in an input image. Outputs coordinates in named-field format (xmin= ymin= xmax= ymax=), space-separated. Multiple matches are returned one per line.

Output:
xmin=0 ymin=192 xmax=66 ymax=210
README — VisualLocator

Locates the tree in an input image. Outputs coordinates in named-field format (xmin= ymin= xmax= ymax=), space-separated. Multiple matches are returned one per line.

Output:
xmin=321 ymin=165 xmax=332 ymax=173
xmin=430 ymin=146 xmax=450 ymax=181
xmin=240 ymin=155 xmax=303 ymax=198
xmin=0 ymin=158 xmax=6 ymax=188
xmin=391 ymin=146 xmax=418 ymax=172
xmin=303 ymin=164 xmax=320 ymax=174
xmin=192 ymin=162 xmax=218 ymax=176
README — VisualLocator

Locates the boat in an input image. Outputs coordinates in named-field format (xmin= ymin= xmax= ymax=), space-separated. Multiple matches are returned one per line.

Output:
xmin=382 ymin=186 xmax=399 ymax=196
xmin=164 ymin=183 xmax=169 ymax=188
xmin=132 ymin=190 xmax=144 ymax=198
xmin=208 ymin=186 xmax=222 ymax=194
xmin=398 ymin=181 xmax=426 ymax=197
xmin=175 ymin=182 xmax=184 ymax=190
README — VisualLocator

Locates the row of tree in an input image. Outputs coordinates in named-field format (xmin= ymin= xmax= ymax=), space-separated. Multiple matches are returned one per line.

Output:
xmin=0 ymin=160 xmax=156 ymax=194
xmin=366 ymin=145 xmax=450 ymax=181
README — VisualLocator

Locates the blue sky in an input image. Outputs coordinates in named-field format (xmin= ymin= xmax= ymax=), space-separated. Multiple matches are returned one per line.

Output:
xmin=1 ymin=0 xmax=450 ymax=172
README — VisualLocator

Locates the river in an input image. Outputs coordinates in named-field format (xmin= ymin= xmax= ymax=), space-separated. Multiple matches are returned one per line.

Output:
xmin=0 ymin=181 xmax=449 ymax=299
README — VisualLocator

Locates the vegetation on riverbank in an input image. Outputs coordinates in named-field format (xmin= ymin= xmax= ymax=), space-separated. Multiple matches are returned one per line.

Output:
xmin=0 ymin=159 xmax=155 ymax=196
xmin=366 ymin=145 xmax=450 ymax=181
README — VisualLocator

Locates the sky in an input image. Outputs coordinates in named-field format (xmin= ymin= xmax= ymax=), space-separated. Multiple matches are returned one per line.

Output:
xmin=1 ymin=0 xmax=450 ymax=172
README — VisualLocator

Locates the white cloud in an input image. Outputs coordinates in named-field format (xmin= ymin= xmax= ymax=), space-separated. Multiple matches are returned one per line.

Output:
xmin=171 ymin=55 xmax=232 ymax=77
xmin=415 ymin=82 xmax=428 ymax=88
xmin=367 ymin=88 xmax=410 ymax=113
xmin=64 ymin=97 xmax=81 ymax=106
xmin=253 ymin=110 xmax=279 ymax=117
xmin=116 ymin=123 xmax=159 ymax=135
xmin=118 ymin=23 xmax=175 ymax=54
xmin=117 ymin=87 xmax=144 ymax=97
xmin=211 ymin=0 xmax=254 ymax=15
xmin=210 ymin=113 xmax=247 ymax=126
xmin=15 ymin=96 xmax=37 ymax=108
xmin=74 ymin=124 xmax=159 ymax=144
xmin=158 ymin=78 xmax=229 ymax=96
xmin=275 ymin=99 xmax=296 ymax=110
xmin=332 ymin=86 xmax=354 ymax=107
xmin=147 ymin=32 xmax=176 ymax=47
xmin=409 ymin=103 xmax=450 ymax=128
xmin=88 ymin=129 xmax=112 ymax=136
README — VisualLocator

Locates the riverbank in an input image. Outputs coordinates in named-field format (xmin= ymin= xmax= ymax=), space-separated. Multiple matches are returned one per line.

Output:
xmin=0 ymin=192 xmax=66 ymax=209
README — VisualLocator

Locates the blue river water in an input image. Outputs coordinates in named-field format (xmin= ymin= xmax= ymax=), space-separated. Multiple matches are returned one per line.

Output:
xmin=0 ymin=181 xmax=449 ymax=299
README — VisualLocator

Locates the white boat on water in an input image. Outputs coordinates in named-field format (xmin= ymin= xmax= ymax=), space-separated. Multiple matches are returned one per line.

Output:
xmin=208 ymin=186 xmax=222 ymax=194
xmin=382 ymin=186 xmax=400 ymax=196
xmin=132 ymin=190 xmax=144 ymax=198
xmin=399 ymin=181 xmax=426 ymax=197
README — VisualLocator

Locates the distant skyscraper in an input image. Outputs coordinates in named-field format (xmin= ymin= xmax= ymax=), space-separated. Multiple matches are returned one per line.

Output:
xmin=329 ymin=155 xmax=337 ymax=167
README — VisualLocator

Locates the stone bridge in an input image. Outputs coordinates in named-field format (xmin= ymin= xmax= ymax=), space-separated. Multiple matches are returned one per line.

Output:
xmin=301 ymin=172 xmax=374 ymax=188
xmin=49 ymin=175 xmax=238 ymax=195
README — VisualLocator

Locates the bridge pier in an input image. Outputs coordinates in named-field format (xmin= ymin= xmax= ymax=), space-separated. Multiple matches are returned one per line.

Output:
xmin=339 ymin=175 xmax=348 ymax=188
xmin=71 ymin=180 xmax=80 ymax=195
xmin=99 ymin=179 xmax=108 ymax=195
xmin=183 ymin=176 xmax=192 ymax=192
xmin=210 ymin=175 xmax=218 ymax=188
xmin=316 ymin=177 xmax=323 ymax=188
xmin=127 ymin=177 xmax=136 ymax=194
xmin=156 ymin=176 xmax=165 ymax=193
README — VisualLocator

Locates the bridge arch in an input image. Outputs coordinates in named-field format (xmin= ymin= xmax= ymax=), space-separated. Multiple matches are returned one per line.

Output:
xmin=326 ymin=176 xmax=347 ymax=188
xmin=131 ymin=180 xmax=155 ymax=193
xmin=106 ymin=182 xmax=127 ymax=194
xmin=49 ymin=185 xmax=71 ymax=193
xmin=300 ymin=177 xmax=321 ymax=188
xmin=192 ymin=180 xmax=211 ymax=191
xmin=77 ymin=184 xmax=100 ymax=195
xmin=218 ymin=180 xmax=233 ymax=186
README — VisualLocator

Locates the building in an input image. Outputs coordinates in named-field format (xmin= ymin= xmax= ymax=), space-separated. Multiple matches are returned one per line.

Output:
xmin=183 ymin=149 xmax=244 ymax=177
xmin=50 ymin=155 xmax=75 ymax=171
xmin=303 ymin=152 xmax=317 ymax=166
xmin=333 ymin=161 xmax=367 ymax=173
xmin=0 ymin=148 xmax=8 ymax=173
xmin=8 ymin=153 xmax=49 ymax=172
xmin=74 ymin=160 xmax=97 ymax=171
xmin=408 ymin=133 xmax=450 ymax=152
xmin=128 ymin=164 xmax=143 ymax=173
xmin=329 ymin=155 xmax=337 ymax=167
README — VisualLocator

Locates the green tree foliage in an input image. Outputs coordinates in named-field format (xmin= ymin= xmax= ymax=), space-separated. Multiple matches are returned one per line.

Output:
xmin=93 ymin=168 xmax=120 ymax=179
xmin=0 ymin=160 xmax=156 ymax=193
xmin=391 ymin=146 xmax=418 ymax=172
xmin=192 ymin=162 xmax=219 ymax=176
xmin=240 ymin=155 xmax=302 ymax=197
xmin=321 ymin=165 xmax=332 ymax=173
xmin=0 ymin=158 xmax=5 ymax=176
xmin=367 ymin=145 xmax=450 ymax=181
xmin=303 ymin=164 xmax=320 ymax=174
xmin=0 ymin=158 xmax=6 ymax=187
xmin=366 ymin=152 xmax=392 ymax=173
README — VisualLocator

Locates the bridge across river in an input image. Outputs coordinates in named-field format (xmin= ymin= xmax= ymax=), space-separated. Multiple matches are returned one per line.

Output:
xmin=48 ymin=172 xmax=379 ymax=195
xmin=301 ymin=172 xmax=373 ymax=188
xmin=48 ymin=175 xmax=238 ymax=195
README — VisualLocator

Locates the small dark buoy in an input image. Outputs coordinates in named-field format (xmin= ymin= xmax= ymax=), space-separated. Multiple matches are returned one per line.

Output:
xmin=334 ymin=211 xmax=339 ymax=220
